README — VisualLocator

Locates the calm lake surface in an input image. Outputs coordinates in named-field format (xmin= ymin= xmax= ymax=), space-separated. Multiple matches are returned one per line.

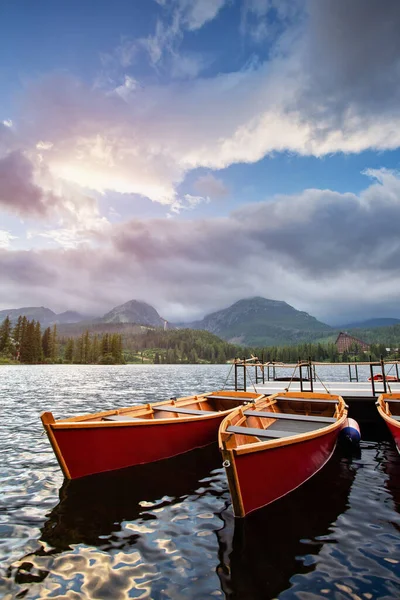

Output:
xmin=0 ymin=364 xmax=399 ymax=599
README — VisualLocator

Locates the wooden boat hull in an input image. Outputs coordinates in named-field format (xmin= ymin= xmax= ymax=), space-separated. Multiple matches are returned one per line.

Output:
xmin=41 ymin=391 xmax=260 ymax=479
xmin=377 ymin=394 xmax=400 ymax=452
xmin=232 ymin=428 xmax=339 ymax=516
xmin=219 ymin=391 xmax=347 ymax=517
xmin=48 ymin=415 xmax=225 ymax=479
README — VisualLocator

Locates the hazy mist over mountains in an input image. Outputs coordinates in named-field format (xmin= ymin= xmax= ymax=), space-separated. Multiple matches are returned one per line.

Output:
xmin=1 ymin=297 xmax=398 ymax=347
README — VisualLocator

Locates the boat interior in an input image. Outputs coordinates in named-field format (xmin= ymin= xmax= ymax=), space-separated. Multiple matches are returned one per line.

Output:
xmin=57 ymin=391 xmax=263 ymax=424
xmin=381 ymin=395 xmax=400 ymax=421
xmin=221 ymin=393 xmax=344 ymax=447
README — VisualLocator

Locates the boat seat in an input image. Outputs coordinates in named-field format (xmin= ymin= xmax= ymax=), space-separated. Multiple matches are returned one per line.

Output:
xmin=274 ymin=396 xmax=338 ymax=404
xmin=153 ymin=406 xmax=216 ymax=416
xmin=244 ymin=410 xmax=336 ymax=423
xmin=205 ymin=395 xmax=255 ymax=402
xmin=226 ymin=425 xmax=297 ymax=440
xmin=103 ymin=415 xmax=143 ymax=421
xmin=391 ymin=415 xmax=400 ymax=421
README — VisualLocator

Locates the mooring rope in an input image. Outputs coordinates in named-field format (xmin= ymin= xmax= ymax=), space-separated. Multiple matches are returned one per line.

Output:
xmin=222 ymin=362 xmax=234 ymax=389
xmin=284 ymin=362 xmax=300 ymax=392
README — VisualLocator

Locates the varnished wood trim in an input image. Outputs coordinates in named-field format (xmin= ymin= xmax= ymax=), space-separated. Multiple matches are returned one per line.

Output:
xmin=233 ymin=414 xmax=347 ymax=456
xmin=41 ymin=412 xmax=72 ymax=479
xmin=221 ymin=444 xmax=245 ymax=518
xmin=218 ymin=393 xmax=347 ymax=456
xmin=377 ymin=394 xmax=400 ymax=430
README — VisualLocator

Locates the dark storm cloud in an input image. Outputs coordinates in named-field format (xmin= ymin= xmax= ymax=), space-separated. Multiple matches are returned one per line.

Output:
xmin=301 ymin=0 xmax=400 ymax=121
xmin=233 ymin=174 xmax=400 ymax=276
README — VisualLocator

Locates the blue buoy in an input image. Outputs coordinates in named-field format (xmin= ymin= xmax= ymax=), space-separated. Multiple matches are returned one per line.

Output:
xmin=340 ymin=418 xmax=361 ymax=445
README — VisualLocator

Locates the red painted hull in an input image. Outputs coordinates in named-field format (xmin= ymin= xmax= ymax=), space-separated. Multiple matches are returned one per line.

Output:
xmin=234 ymin=428 xmax=339 ymax=516
xmin=385 ymin=420 xmax=400 ymax=453
xmin=53 ymin=416 xmax=225 ymax=479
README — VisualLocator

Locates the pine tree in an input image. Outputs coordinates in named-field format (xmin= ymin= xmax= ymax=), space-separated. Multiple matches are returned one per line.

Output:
xmin=18 ymin=316 xmax=28 ymax=362
xmin=92 ymin=335 xmax=100 ymax=363
xmin=20 ymin=319 xmax=35 ymax=363
xmin=34 ymin=321 xmax=43 ymax=362
xmin=83 ymin=330 xmax=91 ymax=363
xmin=74 ymin=335 xmax=84 ymax=363
xmin=13 ymin=316 xmax=23 ymax=346
xmin=0 ymin=316 xmax=12 ymax=353
xmin=101 ymin=333 xmax=109 ymax=356
xmin=64 ymin=338 xmax=74 ymax=362
xmin=50 ymin=324 xmax=58 ymax=362
xmin=42 ymin=327 xmax=51 ymax=359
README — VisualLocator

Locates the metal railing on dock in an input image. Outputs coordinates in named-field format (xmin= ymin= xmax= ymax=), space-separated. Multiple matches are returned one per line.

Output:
xmin=233 ymin=356 xmax=400 ymax=395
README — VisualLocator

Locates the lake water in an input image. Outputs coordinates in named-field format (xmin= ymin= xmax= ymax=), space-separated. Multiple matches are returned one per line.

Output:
xmin=0 ymin=364 xmax=399 ymax=599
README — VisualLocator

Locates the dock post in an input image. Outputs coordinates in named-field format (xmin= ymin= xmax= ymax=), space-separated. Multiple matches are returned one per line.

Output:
xmin=369 ymin=356 xmax=376 ymax=396
xmin=234 ymin=359 xmax=238 ymax=391
xmin=261 ymin=352 xmax=265 ymax=383
xmin=380 ymin=356 xmax=387 ymax=394
xmin=299 ymin=357 xmax=303 ymax=392
xmin=243 ymin=357 xmax=247 ymax=392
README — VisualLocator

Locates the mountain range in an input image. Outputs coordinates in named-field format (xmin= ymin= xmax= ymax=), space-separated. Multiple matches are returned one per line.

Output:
xmin=0 ymin=297 xmax=398 ymax=347
xmin=0 ymin=306 xmax=89 ymax=327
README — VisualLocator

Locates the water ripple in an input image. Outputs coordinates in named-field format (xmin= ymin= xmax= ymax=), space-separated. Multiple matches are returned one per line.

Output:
xmin=0 ymin=365 xmax=399 ymax=599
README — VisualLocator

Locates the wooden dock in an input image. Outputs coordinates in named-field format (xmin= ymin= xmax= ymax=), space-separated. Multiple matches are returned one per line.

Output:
xmin=254 ymin=380 xmax=400 ymax=398
xmin=233 ymin=358 xmax=400 ymax=427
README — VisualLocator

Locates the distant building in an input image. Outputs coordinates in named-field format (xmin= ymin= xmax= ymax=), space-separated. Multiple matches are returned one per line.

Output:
xmin=335 ymin=332 xmax=370 ymax=353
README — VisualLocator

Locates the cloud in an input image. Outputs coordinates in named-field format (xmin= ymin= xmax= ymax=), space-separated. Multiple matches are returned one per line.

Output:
xmin=193 ymin=173 xmax=229 ymax=198
xmin=2 ymin=0 xmax=400 ymax=235
xmin=0 ymin=230 xmax=17 ymax=249
xmin=178 ymin=0 xmax=227 ymax=31
xmin=2 ymin=170 xmax=400 ymax=322
xmin=9 ymin=1 xmax=400 ymax=211
xmin=0 ymin=151 xmax=58 ymax=217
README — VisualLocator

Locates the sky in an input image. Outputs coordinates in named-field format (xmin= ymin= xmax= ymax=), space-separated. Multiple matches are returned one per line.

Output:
xmin=1 ymin=0 xmax=400 ymax=325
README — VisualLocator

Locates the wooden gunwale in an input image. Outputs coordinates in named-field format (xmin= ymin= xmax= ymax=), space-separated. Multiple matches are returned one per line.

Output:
xmin=219 ymin=392 xmax=347 ymax=457
xmin=41 ymin=412 xmax=71 ymax=479
xmin=219 ymin=392 xmax=346 ymax=518
xmin=45 ymin=391 xmax=264 ymax=430
xmin=377 ymin=393 xmax=400 ymax=429
xmin=232 ymin=413 xmax=346 ymax=456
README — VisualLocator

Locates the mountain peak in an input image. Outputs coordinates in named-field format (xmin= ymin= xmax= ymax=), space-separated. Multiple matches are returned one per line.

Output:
xmin=101 ymin=299 xmax=165 ymax=327
xmin=183 ymin=296 xmax=331 ymax=346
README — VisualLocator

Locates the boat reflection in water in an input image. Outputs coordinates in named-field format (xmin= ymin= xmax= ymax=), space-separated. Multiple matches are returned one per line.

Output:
xmin=217 ymin=450 xmax=357 ymax=600
xmin=382 ymin=444 xmax=400 ymax=511
xmin=40 ymin=443 xmax=222 ymax=552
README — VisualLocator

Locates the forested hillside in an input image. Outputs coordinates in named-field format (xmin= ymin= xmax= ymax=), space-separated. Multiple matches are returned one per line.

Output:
xmin=346 ymin=324 xmax=400 ymax=347
xmin=1 ymin=314 xmax=399 ymax=365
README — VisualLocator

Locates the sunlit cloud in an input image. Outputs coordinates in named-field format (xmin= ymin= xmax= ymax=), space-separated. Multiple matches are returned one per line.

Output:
xmin=0 ymin=230 xmax=17 ymax=249
xmin=1 ymin=169 xmax=400 ymax=323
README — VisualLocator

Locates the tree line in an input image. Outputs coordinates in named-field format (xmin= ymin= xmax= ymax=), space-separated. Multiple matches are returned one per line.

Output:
xmin=0 ymin=316 xmax=123 ymax=364
xmin=1 ymin=315 xmax=398 ymax=365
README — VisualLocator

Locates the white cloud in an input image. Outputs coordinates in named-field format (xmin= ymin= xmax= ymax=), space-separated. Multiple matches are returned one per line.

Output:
xmin=0 ymin=230 xmax=17 ymax=248
xmin=1 ymin=1 xmax=400 ymax=226
xmin=179 ymin=0 xmax=227 ymax=31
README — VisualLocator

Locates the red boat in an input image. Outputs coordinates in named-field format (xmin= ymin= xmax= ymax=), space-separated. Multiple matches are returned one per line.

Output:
xmin=376 ymin=393 xmax=400 ymax=452
xmin=368 ymin=373 xmax=398 ymax=381
xmin=41 ymin=390 xmax=262 ymax=479
xmin=219 ymin=391 xmax=348 ymax=517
